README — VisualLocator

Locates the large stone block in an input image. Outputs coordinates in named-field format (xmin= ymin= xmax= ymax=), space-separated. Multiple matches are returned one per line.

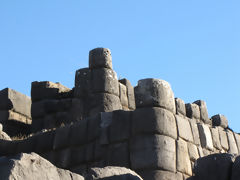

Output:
xmin=119 ymin=83 xmax=128 ymax=109
xmin=189 ymin=119 xmax=201 ymax=145
xmin=132 ymin=107 xmax=177 ymax=139
xmin=74 ymin=68 xmax=91 ymax=98
xmin=211 ymin=127 xmax=222 ymax=150
xmin=70 ymin=119 xmax=88 ymax=146
xmin=175 ymin=98 xmax=186 ymax=116
xmin=227 ymin=130 xmax=238 ymax=154
xmin=231 ymin=155 xmax=240 ymax=180
xmin=109 ymin=110 xmax=131 ymax=143
xmin=130 ymin=134 xmax=176 ymax=172
xmin=212 ymin=114 xmax=228 ymax=128
xmin=34 ymin=130 xmax=55 ymax=153
xmin=138 ymin=170 xmax=182 ymax=180
xmin=234 ymin=133 xmax=240 ymax=152
xmin=193 ymin=153 xmax=234 ymax=180
xmin=0 ymin=110 xmax=31 ymax=124
xmin=54 ymin=148 xmax=71 ymax=169
xmin=198 ymin=123 xmax=213 ymax=150
xmin=176 ymin=139 xmax=192 ymax=176
xmin=31 ymin=117 xmax=44 ymax=133
xmin=71 ymin=146 xmax=86 ymax=166
xmin=219 ymin=127 xmax=229 ymax=151
xmin=31 ymin=101 xmax=45 ymax=118
xmin=53 ymin=126 xmax=70 ymax=150
xmin=88 ymin=93 xmax=122 ymax=116
xmin=87 ymin=114 xmax=101 ymax=141
xmin=193 ymin=100 xmax=210 ymax=124
xmin=107 ymin=142 xmax=129 ymax=167
xmin=188 ymin=142 xmax=199 ymax=161
xmin=31 ymin=81 xmax=71 ymax=102
xmin=91 ymin=68 xmax=119 ymax=96
xmin=186 ymin=103 xmax=200 ymax=120
xmin=176 ymin=115 xmax=193 ymax=142
xmin=134 ymin=79 xmax=176 ymax=113
xmin=119 ymin=78 xmax=136 ymax=110
xmin=89 ymin=48 xmax=112 ymax=69
xmin=99 ymin=112 xmax=112 ymax=145
xmin=0 ymin=88 xmax=31 ymax=118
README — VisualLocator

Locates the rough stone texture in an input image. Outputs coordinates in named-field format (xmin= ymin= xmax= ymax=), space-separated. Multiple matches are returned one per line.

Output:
xmin=175 ymin=98 xmax=186 ymax=116
xmin=74 ymin=68 xmax=91 ymax=98
xmin=91 ymin=68 xmax=119 ymax=96
xmin=227 ymin=130 xmax=238 ymax=154
xmin=176 ymin=139 xmax=192 ymax=176
xmin=31 ymin=81 xmax=71 ymax=102
xmin=0 ymin=130 xmax=11 ymax=140
xmin=212 ymin=114 xmax=228 ymax=128
xmin=86 ymin=166 xmax=142 ymax=180
xmin=193 ymin=153 xmax=234 ymax=180
xmin=188 ymin=142 xmax=199 ymax=161
xmin=89 ymin=48 xmax=113 ymax=69
xmin=193 ymin=100 xmax=210 ymax=124
xmin=119 ymin=83 xmax=128 ymax=109
xmin=176 ymin=115 xmax=193 ymax=142
xmin=130 ymin=134 xmax=176 ymax=172
xmin=138 ymin=170 xmax=182 ymax=180
xmin=198 ymin=123 xmax=213 ymax=150
xmin=0 ymin=153 xmax=84 ymax=180
xmin=185 ymin=103 xmax=200 ymax=120
xmin=134 ymin=78 xmax=176 ymax=113
xmin=132 ymin=107 xmax=177 ymax=139
xmin=219 ymin=127 xmax=229 ymax=151
xmin=0 ymin=88 xmax=31 ymax=118
xmin=119 ymin=79 xmax=136 ymax=110
xmin=0 ymin=110 xmax=31 ymax=124
xmin=234 ymin=133 xmax=240 ymax=152
xmin=189 ymin=119 xmax=200 ymax=145
xmin=231 ymin=155 xmax=240 ymax=180
xmin=211 ymin=127 xmax=222 ymax=150
xmin=88 ymin=93 xmax=122 ymax=117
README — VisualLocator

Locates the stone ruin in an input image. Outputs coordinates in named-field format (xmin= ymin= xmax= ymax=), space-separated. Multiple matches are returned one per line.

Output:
xmin=0 ymin=47 xmax=240 ymax=180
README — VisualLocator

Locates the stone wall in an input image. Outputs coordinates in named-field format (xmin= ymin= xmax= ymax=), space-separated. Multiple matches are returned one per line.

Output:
xmin=0 ymin=88 xmax=31 ymax=136
xmin=0 ymin=47 xmax=239 ymax=180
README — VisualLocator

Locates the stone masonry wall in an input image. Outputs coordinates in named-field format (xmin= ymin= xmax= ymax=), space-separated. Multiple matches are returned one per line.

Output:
xmin=0 ymin=48 xmax=239 ymax=180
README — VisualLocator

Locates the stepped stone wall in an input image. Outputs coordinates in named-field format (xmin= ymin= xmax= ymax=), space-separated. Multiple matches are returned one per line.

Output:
xmin=0 ymin=47 xmax=239 ymax=180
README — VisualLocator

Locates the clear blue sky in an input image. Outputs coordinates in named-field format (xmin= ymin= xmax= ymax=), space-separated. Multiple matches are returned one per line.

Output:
xmin=0 ymin=1 xmax=240 ymax=132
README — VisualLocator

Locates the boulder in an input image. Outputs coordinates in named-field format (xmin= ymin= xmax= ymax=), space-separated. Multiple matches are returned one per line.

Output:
xmin=0 ymin=153 xmax=84 ymax=180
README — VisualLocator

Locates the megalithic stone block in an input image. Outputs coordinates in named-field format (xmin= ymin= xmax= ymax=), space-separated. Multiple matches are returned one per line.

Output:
xmin=119 ymin=78 xmax=136 ymax=110
xmin=91 ymin=68 xmax=119 ymax=96
xmin=212 ymin=114 xmax=228 ymax=128
xmin=198 ymin=123 xmax=214 ymax=151
xmin=186 ymin=103 xmax=200 ymax=120
xmin=194 ymin=100 xmax=210 ymax=124
xmin=74 ymin=68 xmax=91 ymax=98
xmin=175 ymin=98 xmax=186 ymax=116
xmin=89 ymin=48 xmax=112 ymax=69
xmin=119 ymin=83 xmax=128 ymax=109
xmin=134 ymin=78 xmax=176 ymax=113
xmin=0 ymin=88 xmax=31 ymax=118
xmin=31 ymin=81 xmax=71 ymax=102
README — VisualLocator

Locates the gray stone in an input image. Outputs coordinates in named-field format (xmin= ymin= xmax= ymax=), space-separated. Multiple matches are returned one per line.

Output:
xmin=89 ymin=48 xmax=112 ymax=69
xmin=119 ymin=83 xmax=128 ymax=109
xmin=53 ymin=126 xmax=70 ymax=150
xmin=0 ymin=110 xmax=30 ymax=124
xmin=211 ymin=127 xmax=222 ymax=150
xmin=197 ymin=146 xmax=204 ymax=158
xmin=109 ymin=110 xmax=131 ymax=143
xmin=198 ymin=123 xmax=213 ymax=150
xmin=218 ymin=127 xmax=229 ymax=151
xmin=0 ymin=123 xmax=2 ymax=132
xmin=193 ymin=153 xmax=234 ymax=180
xmin=176 ymin=139 xmax=192 ymax=176
xmin=186 ymin=103 xmax=200 ymax=120
xmin=87 ymin=114 xmax=101 ymax=141
xmin=31 ymin=81 xmax=71 ymax=102
xmin=175 ymin=98 xmax=186 ymax=116
xmin=188 ymin=143 xmax=199 ymax=161
xmin=70 ymin=119 xmax=88 ymax=146
xmin=130 ymin=134 xmax=176 ymax=172
xmin=176 ymin=115 xmax=193 ymax=142
xmin=87 ymin=166 xmax=142 ymax=180
xmin=100 ymin=112 xmax=113 ymax=145
xmin=88 ymin=93 xmax=122 ymax=116
xmin=74 ymin=68 xmax=91 ymax=98
xmin=119 ymin=78 xmax=136 ymax=110
xmin=0 ymin=153 xmax=84 ymax=180
xmin=35 ymin=130 xmax=55 ymax=153
xmin=71 ymin=146 xmax=87 ymax=166
xmin=0 ymin=88 xmax=31 ymax=118
xmin=134 ymin=79 xmax=176 ymax=113
xmin=137 ymin=170 xmax=182 ymax=180
xmin=212 ymin=114 xmax=228 ymax=128
xmin=227 ymin=130 xmax=238 ymax=154
xmin=91 ymin=68 xmax=119 ymax=96
xmin=132 ymin=107 xmax=177 ymax=139
xmin=231 ymin=155 xmax=240 ymax=180
xmin=0 ymin=131 xmax=11 ymax=140
xmin=54 ymin=148 xmax=71 ymax=169
xmin=193 ymin=100 xmax=210 ymax=124
xmin=234 ymin=133 xmax=240 ymax=152
xmin=189 ymin=119 xmax=201 ymax=145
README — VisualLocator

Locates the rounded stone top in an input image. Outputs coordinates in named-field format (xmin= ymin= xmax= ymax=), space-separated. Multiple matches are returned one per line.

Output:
xmin=89 ymin=48 xmax=112 ymax=69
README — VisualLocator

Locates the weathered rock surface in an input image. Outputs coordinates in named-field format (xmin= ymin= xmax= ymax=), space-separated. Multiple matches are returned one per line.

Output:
xmin=0 ymin=153 xmax=84 ymax=180
xmin=86 ymin=166 xmax=143 ymax=180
